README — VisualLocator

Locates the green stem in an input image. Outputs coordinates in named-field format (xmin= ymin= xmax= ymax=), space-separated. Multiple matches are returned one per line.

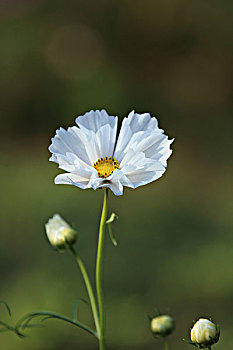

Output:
xmin=96 ymin=189 xmax=108 ymax=350
xmin=163 ymin=337 xmax=169 ymax=350
xmin=70 ymin=247 xmax=101 ymax=339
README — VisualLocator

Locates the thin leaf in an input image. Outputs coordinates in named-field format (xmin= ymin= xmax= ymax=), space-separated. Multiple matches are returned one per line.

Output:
xmin=15 ymin=311 xmax=97 ymax=338
xmin=0 ymin=301 xmax=11 ymax=317
xmin=0 ymin=321 xmax=12 ymax=329
xmin=0 ymin=320 xmax=24 ymax=337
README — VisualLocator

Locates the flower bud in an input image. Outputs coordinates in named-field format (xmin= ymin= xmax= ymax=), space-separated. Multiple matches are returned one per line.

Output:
xmin=151 ymin=315 xmax=175 ymax=337
xmin=45 ymin=214 xmax=77 ymax=250
xmin=190 ymin=318 xmax=219 ymax=347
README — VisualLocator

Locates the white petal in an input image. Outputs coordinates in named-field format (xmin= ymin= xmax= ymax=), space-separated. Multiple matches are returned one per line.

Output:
xmin=107 ymin=169 xmax=131 ymax=195
xmin=65 ymin=152 xmax=90 ymax=169
xmin=114 ymin=111 xmax=163 ymax=162
xmin=126 ymin=131 xmax=173 ymax=167
xmin=76 ymin=110 xmax=118 ymax=163
xmin=82 ymin=130 xmax=102 ymax=164
xmin=127 ymin=170 xmax=164 ymax=188
xmin=55 ymin=154 xmax=76 ymax=172
xmin=95 ymin=124 xmax=117 ymax=158
xmin=128 ymin=130 xmax=166 ymax=155
xmin=125 ymin=110 xmax=160 ymax=132
xmin=120 ymin=149 xmax=159 ymax=169
xmin=121 ymin=152 xmax=165 ymax=188
xmin=107 ymin=180 xmax=124 ymax=196
xmin=88 ymin=169 xmax=128 ymax=196
xmin=54 ymin=152 xmax=90 ymax=172
xmin=76 ymin=109 xmax=118 ymax=134
xmin=153 ymin=138 xmax=174 ymax=167
xmin=54 ymin=168 xmax=95 ymax=189
xmin=49 ymin=126 xmax=91 ymax=166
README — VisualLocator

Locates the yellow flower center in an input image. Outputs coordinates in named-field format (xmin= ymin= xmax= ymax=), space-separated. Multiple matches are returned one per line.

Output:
xmin=93 ymin=157 xmax=120 ymax=178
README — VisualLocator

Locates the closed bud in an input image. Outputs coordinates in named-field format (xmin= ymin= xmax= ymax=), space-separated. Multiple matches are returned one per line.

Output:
xmin=190 ymin=318 xmax=219 ymax=348
xmin=45 ymin=214 xmax=77 ymax=250
xmin=151 ymin=315 xmax=175 ymax=337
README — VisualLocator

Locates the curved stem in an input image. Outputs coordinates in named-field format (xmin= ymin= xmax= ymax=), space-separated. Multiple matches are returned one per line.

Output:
xmin=70 ymin=247 xmax=100 ymax=338
xmin=163 ymin=337 xmax=169 ymax=350
xmin=96 ymin=189 xmax=108 ymax=350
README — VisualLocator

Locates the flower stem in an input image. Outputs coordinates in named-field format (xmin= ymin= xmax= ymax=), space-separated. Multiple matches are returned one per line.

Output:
xmin=96 ymin=189 xmax=108 ymax=350
xmin=163 ymin=337 xmax=169 ymax=350
xmin=70 ymin=247 xmax=100 ymax=339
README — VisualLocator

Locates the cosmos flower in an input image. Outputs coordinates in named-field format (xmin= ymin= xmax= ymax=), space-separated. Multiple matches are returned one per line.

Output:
xmin=45 ymin=214 xmax=77 ymax=249
xmin=49 ymin=110 xmax=173 ymax=196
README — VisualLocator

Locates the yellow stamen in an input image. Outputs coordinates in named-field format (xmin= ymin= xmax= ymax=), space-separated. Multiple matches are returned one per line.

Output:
xmin=93 ymin=157 xmax=120 ymax=178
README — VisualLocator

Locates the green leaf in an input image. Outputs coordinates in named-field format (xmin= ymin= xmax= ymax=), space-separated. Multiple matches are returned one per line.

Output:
xmin=0 ymin=320 xmax=24 ymax=337
xmin=15 ymin=311 xmax=97 ymax=338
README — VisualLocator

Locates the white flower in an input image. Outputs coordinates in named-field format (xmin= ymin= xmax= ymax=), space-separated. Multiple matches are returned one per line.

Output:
xmin=151 ymin=315 xmax=175 ymax=336
xmin=49 ymin=110 xmax=174 ymax=196
xmin=45 ymin=214 xmax=77 ymax=249
xmin=190 ymin=318 xmax=217 ymax=345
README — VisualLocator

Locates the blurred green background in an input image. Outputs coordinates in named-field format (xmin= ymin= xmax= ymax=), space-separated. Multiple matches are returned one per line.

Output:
xmin=0 ymin=0 xmax=232 ymax=349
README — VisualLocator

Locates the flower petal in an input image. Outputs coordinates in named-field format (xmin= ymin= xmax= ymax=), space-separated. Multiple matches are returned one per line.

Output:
xmin=76 ymin=110 xmax=118 ymax=162
xmin=153 ymin=138 xmax=174 ymax=167
xmin=95 ymin=124 xmax=117 ymax=158
xmin=121 ymin=151 xmax=165 ymax=188
xmin=107 ymin=180 xmax=124 ymax=196
xmin=54 ymin=152 xmax=89 ymax=172
xmin=76 ymin=109 xmax=117 ymax=134
xmin=114 ymin=111 xmax=163 ymax=162
xmin=54 ymin=168 xmax=95 ymax=189
xmin=124 ymin=110 xmax=160 ymax=133
xmin=49 ymin=126 xmax=91 ymax=166
xmin=120 ymin=129 xmax=174 ymax=168
xmin=87 ymin=169 xmax=129 ymax=196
